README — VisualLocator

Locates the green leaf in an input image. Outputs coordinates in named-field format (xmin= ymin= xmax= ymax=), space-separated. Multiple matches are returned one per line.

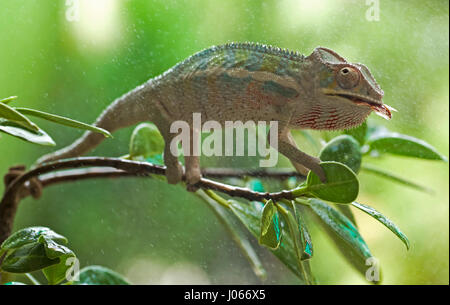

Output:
xmin=40 ymin=236 xmax=76 ymax=285
xmin=351 ymin=202 xmax=410 ymax=250
xmin=293 ymin=161 xmax=359 ymax=203
xmin=0 ymin=103 xmax=39 ymax=132
xmin=335 ymin=204 xmax=358 ymax=227
xmin=228 ymin=200 xmax=261 ymax=237
xmin=1 ymin=243 xmax=59 ymax=273
xmin=361 ymin=164 xmax=433 ymax=193
xmin=0 ymin=227 xmax=75 ymax=281
xmin=1 ymin=227 xmax=67 ymax=251
xmin=277 ymin=205 xmax=302 ymax=263
xmin=197 ymin=190 xmax=266 ymax=280
xmin=344 ymin=121 xmax=367 ymax=146
xmin=320 ymin=135 xmax=362 ymax=173
xmin=129 ymin=123 xmax=164 ymax=159
xmin=228 ymin=199 xmax=313 ymax=284
xmin=0 ymin=119 xmax=55 ymax=146
xmin=73 ymin=266 xmax=130 ymax=285
xmin=277 ymin=203 xmax=313 ymax=284
xmin=0 ymin=96 xmax=18 ymax=105
xmin=259 ymin=200 xmax=281 ymax=249
xmin=307 ymin=198 xmax=375 ymax=277
xmin=292 ymin=202 xmax=314 ymax=259
xmin=4 ymin=281 xmax=26 ymax=285
xmin=15 ymin=107 xmax=112 ymax=138
xmin=366 ymin=131 xmax=447 ymax=161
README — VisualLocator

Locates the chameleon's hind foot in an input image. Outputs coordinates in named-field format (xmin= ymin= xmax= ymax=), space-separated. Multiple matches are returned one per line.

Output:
xmin=186 ymin=182 xmax=200 ymax=192
xmin=184 ymin=156 xmax=201 ymax=192
xmin=165 ymin=162 xmax=184 ymax=185
xmin=185 ymin=166 xmax=201 ymax=192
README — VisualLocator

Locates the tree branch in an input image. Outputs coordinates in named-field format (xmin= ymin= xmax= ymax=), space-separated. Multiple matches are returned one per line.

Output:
xmin=0 ymin=157 xmax=304 ymax=244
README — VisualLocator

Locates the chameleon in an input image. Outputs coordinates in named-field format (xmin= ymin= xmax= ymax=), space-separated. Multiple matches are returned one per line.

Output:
xmin=37 ymin=42 xmax=393 ymax=189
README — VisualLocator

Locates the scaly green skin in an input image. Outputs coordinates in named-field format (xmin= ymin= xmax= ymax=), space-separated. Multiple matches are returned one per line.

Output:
xmin=37 ymin=42 xmax=392 ymax=187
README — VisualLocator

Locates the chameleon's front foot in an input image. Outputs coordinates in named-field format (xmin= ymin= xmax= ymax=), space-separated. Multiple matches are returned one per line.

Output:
xmin=290 ymin=155 xmax=327 ymax=183
xmin=309 ymin=161 xmax=327 ymax=183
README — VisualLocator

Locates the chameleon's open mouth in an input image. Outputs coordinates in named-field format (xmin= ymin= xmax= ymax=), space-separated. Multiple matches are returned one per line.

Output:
xmin=327 ymin=92 xmax=395 ymax=120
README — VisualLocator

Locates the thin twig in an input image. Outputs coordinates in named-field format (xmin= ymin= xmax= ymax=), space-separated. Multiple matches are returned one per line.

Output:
xmin=0 ymin=157 xmax=303 ymax=244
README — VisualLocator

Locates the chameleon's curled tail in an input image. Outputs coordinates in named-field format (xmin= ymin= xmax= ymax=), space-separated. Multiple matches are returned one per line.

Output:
xmin=36 ymin=82 xmax=154 ymax=165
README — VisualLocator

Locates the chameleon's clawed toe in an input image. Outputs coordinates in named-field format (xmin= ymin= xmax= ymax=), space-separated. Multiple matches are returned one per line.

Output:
xmin=186 ymin=182 xmax=200 ymax=192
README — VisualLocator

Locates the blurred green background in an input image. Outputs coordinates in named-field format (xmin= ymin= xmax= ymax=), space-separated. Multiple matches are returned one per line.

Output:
xmin=0 ymin=0 xmax=448 ymax=284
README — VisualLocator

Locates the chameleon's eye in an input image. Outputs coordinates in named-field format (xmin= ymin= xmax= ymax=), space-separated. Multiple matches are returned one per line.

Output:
xmin=337 ymin=66 xmax=360 ymax=89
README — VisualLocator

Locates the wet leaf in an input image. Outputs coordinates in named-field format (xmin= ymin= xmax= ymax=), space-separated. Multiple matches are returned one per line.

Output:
xmin=292 ymin=202 xmax=314 ymax=259
xmin=367 ymin=131 xmax=447 ymax=161
xmin=129 ymin=123 xmax=165 ymax=159
xmin=277 ymin=205 xmax=302 ymax=263
xmin=352 ymin=202 xmax=410 ymax=250
xmin=259 ymin=199 xmax=281 ymax=249
xmin=73 ymin=266 xmax=130 ymax=285
xmin=0 ymin=227 xmax=75 ymax=282
xmin=293 ymin=161 xmax=359 ymax=203
xmin=0 ymin=243 xmax=59 ymax=273
xmin=40 ymin=236 xmax=76 ymax=285
xmin=335 ymin=204 xmax=358 ymax=227
xmin=15 ymin=107 xmax=111 ymax=138
xmin=228 ymin=200 xmax=261 ymax=238
xmin=320 ymin=135 xmax=362 ymax=173
xmin=307 ymin=198 xmax=375 ymax=278
xmin=361 ymin=164 xmax=433 ymax=193
xmin=0 ymin=119 xmax=55 ymax=146
xmin=1 ymin=227 xmax=67 ymax=251
xmin=0 ymin=102 xmax=39 ymax=132
xmin=228 ymin=199 xmax=313 ymax=284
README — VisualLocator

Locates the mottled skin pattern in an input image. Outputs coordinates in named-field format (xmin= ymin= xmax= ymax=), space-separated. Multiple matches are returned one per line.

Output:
xmin=37 ymin=43 xmax=392 ymax=188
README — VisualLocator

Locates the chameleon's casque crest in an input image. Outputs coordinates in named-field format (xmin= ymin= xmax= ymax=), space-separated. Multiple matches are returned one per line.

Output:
xmin=305 ymin=46 xmax=392 ymax=122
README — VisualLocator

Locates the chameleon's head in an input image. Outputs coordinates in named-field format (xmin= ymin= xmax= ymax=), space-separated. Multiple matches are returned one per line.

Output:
xmin=297 ymin=47 xmax=394 ymax=130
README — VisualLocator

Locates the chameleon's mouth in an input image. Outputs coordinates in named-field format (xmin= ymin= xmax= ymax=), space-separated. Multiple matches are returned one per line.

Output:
xmin=327 ymin=92 xmax=395 ymax=120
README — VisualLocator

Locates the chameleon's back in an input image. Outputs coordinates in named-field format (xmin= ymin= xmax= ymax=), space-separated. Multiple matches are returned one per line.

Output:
xmin=152 ymin=43 xmax=308 ymax=124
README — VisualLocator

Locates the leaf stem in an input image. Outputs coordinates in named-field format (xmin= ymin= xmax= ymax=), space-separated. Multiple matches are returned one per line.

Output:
xmin=294 ymin=198 xmax=311 ymax=206
xmin=291 ymin=186 xmax=309 ymax=197
xmin=203 ymin=189 xmax=230 ymax=209
xmin=361 ymin=164 xmax=433 ymax=194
